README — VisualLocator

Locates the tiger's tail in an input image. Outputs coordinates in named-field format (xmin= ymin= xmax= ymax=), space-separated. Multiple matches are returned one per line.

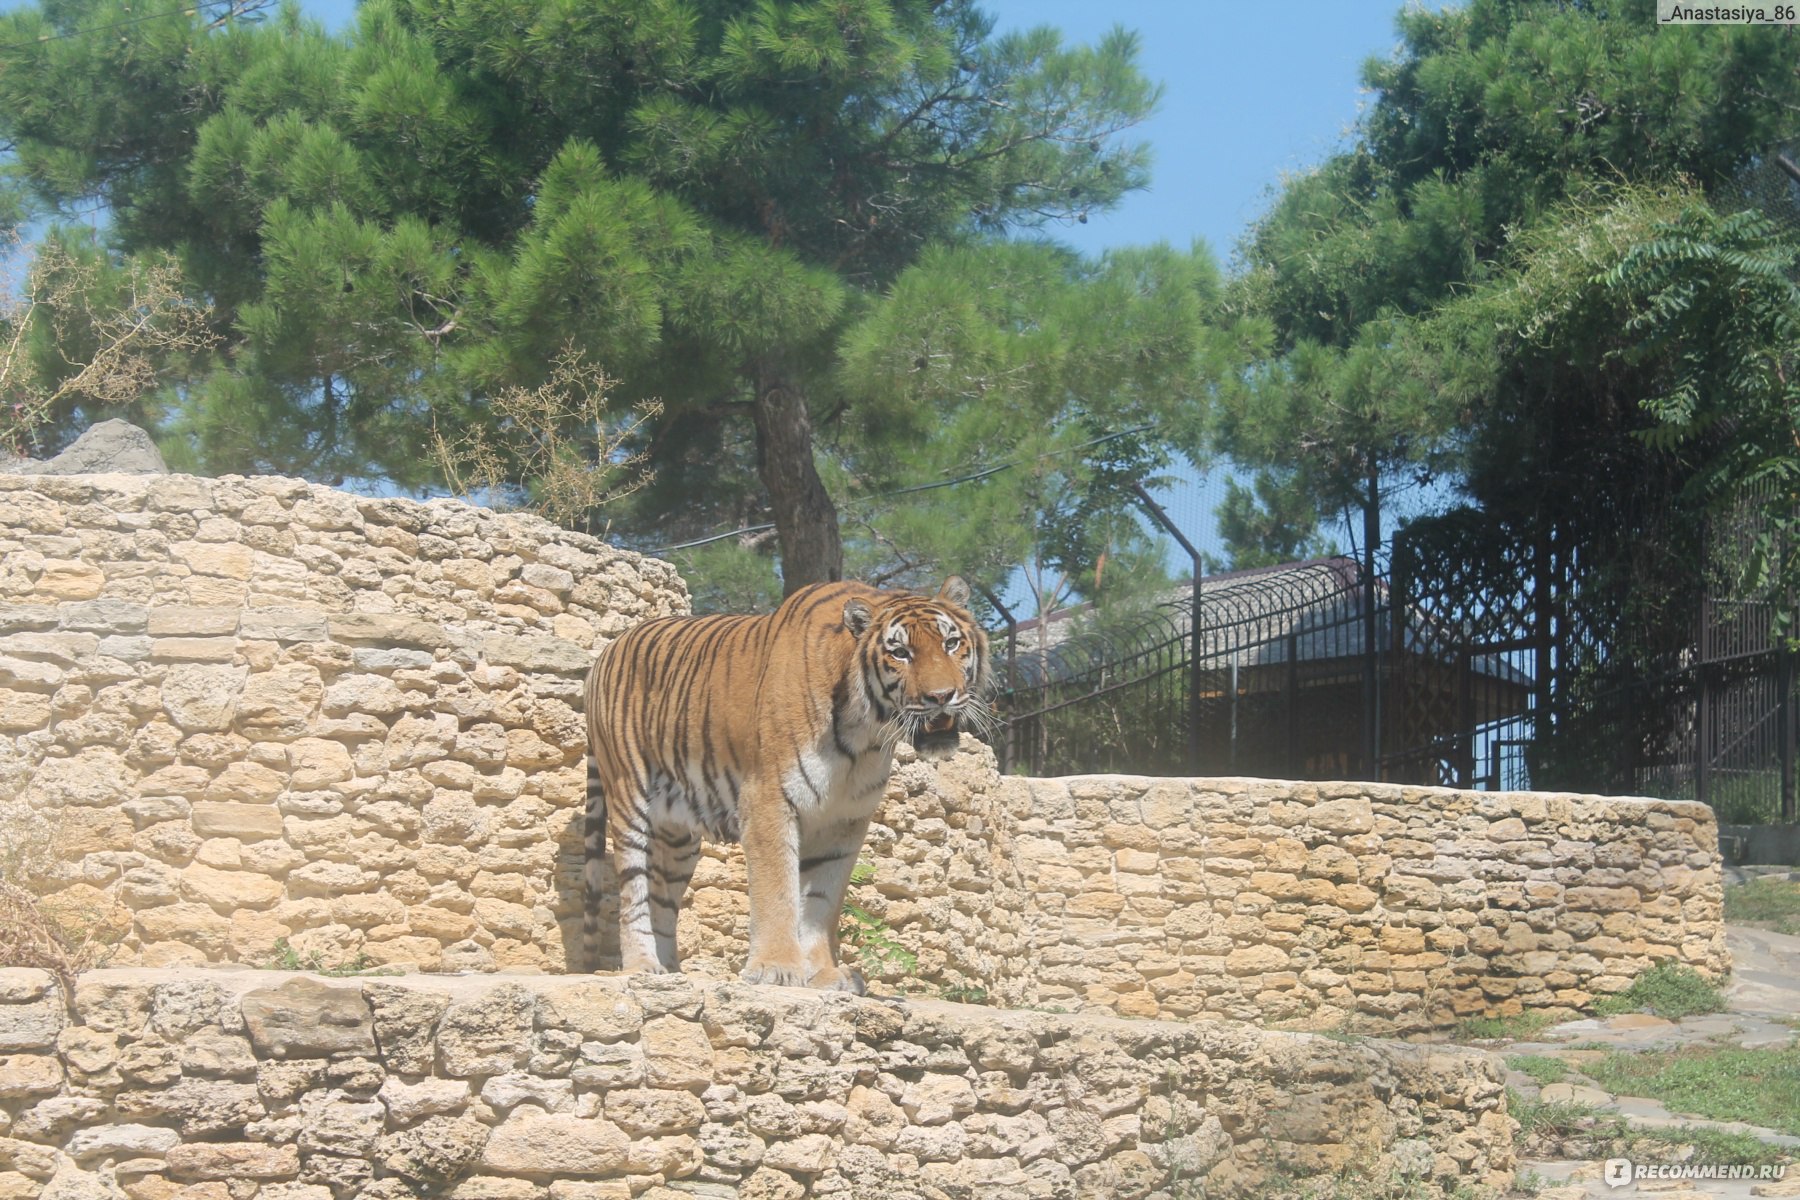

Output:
xmin=581 ymin=754 xmax=607 ymax=972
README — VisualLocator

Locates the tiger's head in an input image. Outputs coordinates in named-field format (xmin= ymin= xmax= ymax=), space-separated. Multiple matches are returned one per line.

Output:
xmin=844 ymin=576 xmax=991 ymax=753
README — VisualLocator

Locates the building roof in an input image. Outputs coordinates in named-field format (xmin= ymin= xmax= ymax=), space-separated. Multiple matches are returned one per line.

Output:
xmin=999 ymin=556 xmax=1533 ymax=690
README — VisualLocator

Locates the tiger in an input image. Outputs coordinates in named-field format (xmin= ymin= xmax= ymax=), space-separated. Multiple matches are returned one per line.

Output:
xmin=581 ymin=576 xmax=989 ymax=993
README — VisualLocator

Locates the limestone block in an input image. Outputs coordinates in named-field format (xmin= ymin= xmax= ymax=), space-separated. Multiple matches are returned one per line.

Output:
xmin=480 ymin=1113 xmax=629 ymax=1176
xmin=0 ymin=1055 xmax=62 ymax=1099
xmin=296 ymin=1095 xmax=385 ymax=1158
xmin=240 ymin=978 xmax=376 ymax=1058
xmin=238 ymin=665 xmax=324 ymax=735
xmin=437 ymin=984 xmax=535 ymax=1077
xmin=328 ymin=613 xmax=447 ymax=649
xmin=36 ymin=560 xmax=105 ymax=600
xmin=378 ymin=1077 xmax=471 ymax=1124
xmin=114 ymin=1080 xmax=264 ymax=1138
xmin=180 ymin=864 xmax=283 ymax=911
xmin=642 ymin=1016 xmax=715 ymax=1091
xmin=0 ymin=993 xmax=65 ymax=1052
xmin=604 ymin=1088 xmax=708 ymax=1136
xmin=149 ymin=637 xmax=237 ymax=662
xmin=379 ymin=1115 xmax=490 ymax=1187
xmin=189 ymin=801 xmax=282 ymax=841
xmin=482 ymin=634 xmax=592 ymax=675
xmin=166 ymin=1143 xmax=299 ymax=1181
xmin=146 ymin=606 xmax=238 ymax=637
xmin=321 ymin=674 xmax=409 ymax=717
xmin=64 ymin=1125 xmax=181 ymax=1161
xmin=160 ymin=664 xmax=247 ymax=732
xmin=287 ymin=738 xmax=353 ymax=790
xmin=0 ymin=688 xmax=50 ymax=729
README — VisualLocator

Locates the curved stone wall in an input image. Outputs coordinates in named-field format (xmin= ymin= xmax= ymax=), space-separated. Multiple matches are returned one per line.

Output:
xmin=1 ymin=471 xmax=1728 ymax=1039
xmin=0 ymin=471 xmax=687 ymax=973
xmin=666 ymin=752 xmax=1727 ymax=1034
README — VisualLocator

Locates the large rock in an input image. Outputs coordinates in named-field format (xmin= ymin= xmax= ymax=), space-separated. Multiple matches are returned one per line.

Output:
xmin=479 ymin=1113 xmax=629 ymax=1176
xmin=5 ymin=420 xmax=167 ymax=475
xmin=240 ymin=978 xmax=376 ymax=1058
xmin=437 ymin=984 xmax=534 ymax=1078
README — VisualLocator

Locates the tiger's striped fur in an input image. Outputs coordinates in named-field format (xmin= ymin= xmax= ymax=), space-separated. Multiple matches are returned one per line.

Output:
xmin=582 ymin=577 xmax=989 ymax=992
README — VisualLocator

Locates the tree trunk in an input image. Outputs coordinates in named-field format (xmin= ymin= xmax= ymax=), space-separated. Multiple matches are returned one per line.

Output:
xmin=752 ymin=362 xmax=843 ymax=595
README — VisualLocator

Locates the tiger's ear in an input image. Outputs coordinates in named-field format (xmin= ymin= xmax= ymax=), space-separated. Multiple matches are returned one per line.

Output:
xmin=936 ymin=575 xmax=971 ymax=609
xmin=843 ymin=599 xmax=873 ymax=637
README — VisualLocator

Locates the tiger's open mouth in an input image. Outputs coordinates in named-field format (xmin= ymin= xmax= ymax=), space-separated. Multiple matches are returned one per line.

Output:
xmin=915 ymin=713 xmax=959 ymax=752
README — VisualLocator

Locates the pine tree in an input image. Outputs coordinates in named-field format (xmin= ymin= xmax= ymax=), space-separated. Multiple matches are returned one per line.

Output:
xmin=0 ymin=0 xmax=1159 ymax=590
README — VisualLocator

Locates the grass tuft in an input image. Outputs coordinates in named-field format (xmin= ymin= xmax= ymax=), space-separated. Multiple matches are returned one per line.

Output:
xmin=1592 ymin=963 xmax=1724 ymax=1020
xmin=1585 ymin=1042 xmax=1800 ymax=1137
xmin=1506 ymin=1054 xmax=1570 ymax=1086
xmin=1454 ymin=1010 xmax=1556 ymax=1041
xmin=1725 ymin=876 xmax=1800 ymax=935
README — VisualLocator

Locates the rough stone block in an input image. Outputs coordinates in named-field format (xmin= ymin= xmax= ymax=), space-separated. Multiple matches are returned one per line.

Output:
xmin=240 ymin=978 xmax=376 ymax=1058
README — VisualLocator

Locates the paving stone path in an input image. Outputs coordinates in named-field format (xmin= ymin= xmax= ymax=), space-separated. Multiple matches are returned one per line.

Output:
xmin=1479 ymin=920 xmax=1800 ymax=1199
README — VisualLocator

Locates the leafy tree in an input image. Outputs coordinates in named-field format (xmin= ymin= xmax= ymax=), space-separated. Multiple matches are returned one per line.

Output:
xmin=0 ymin=0 xmax=1159 ymax=591
xmin=1218 ymin=0 xmax=1800 ymax=575
xmin=1210 ymin=470 xmax=1337 ymax=571
xmin=831 ymin=238 xmax=1222 ymax=615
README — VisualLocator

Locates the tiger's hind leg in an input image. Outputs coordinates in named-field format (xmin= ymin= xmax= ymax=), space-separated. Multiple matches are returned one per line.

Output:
xmin=610 ymin=786 xmax=667 ymax=975
xmin=649 ymin=828 xmax=701 ymax=972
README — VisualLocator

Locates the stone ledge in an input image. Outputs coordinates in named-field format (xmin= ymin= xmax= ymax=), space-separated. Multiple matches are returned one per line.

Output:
xmin=0 ymin=967 xmax=1515 ymax=1199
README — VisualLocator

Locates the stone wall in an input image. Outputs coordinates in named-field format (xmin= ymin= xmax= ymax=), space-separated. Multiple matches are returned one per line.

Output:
xmin=1 ymin=472 xmax=1728 ymax=1038
xmin=0 ymin=472 xmax=687 ymax=974
xmin=673 ymin=751 xmax=1727 ymax=1034
xmin=981 ymin=774 xmax=1728 ymax=1032
xmin=0 ymin=966 xmax=1515 ymax=1200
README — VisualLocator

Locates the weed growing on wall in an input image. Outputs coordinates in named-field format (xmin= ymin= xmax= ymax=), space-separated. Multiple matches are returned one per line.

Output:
xmin=839 ymin=861 xmax=918 ymax=978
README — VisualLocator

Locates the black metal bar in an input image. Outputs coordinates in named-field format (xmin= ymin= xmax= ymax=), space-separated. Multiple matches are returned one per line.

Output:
xmin=978 ymin=584 xmax=1019 ymax=775
xmin=1362 ymin=467 xmax=1380 ymax=779
xmin=1779 ymin=640 xmax=1796 ymax=822
xmin=1458 ymin=643 xmax=1476 ymax=787
xmin=1286 ymin=629 xmax=1299 ymax=775
xmin=1130 ymin=481 xmax=1203 ymax=774
xmin=1697 ymin=662 xmax=1713 ymax=808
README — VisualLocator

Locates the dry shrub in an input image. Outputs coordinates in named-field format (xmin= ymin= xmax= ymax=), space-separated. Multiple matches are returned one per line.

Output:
xmin=0 ymin=799 xmax=122 ymax=1002
xmin=0 ymin=233 xmax=218 ymax=457
xmin=432 ymin=344 xmax=661 ymax=531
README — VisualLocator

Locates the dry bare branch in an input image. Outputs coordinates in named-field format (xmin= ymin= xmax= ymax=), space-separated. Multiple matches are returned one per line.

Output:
xmin=432 ymin=344 xmax=662 ymax=531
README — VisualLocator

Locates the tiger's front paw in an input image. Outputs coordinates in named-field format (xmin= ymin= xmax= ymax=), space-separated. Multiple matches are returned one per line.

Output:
xmin=741 ymin=958 xmax=810 ymax=989
xmin=807 ymin=964 xmax=867 ymax=995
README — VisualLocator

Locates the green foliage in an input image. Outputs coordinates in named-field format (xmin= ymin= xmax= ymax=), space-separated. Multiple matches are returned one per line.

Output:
xmin=1724 ymin=876 xmax=1800 ymax=936
xmin=1243 ymin=0 xmax=1800 ymax=353
xmin=839 ymin=862 xmax=916 ymax=978
xmin=1211 ymin=470 xmax=1338 ymax=572
xmin=257 ymin=937 xmax=396 ymax=977
xmin=0 ymin=0 xmax=1164 ymax=585
xmin=1508 ymin=1086 xmax=1792 ymax=1167
xmin=1586 ymin=1042 xmax=1800 ymax=1137
xmin=1227 ymin=0 xmax=1800 ymax=645
xmin=1506 ymin=1055 xmax=1569 ymax=1086
xmin=836 ymin=237 xmax=1222 ymax=606
xmin=1452 ymin=1009 xmax=1554 ymax=1041
xmin=1591 ymin=963 xmax=1724 ymax=1020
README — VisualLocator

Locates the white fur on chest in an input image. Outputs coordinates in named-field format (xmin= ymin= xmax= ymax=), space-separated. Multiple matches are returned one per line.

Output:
xmin=785 ymin=739 xmax=894 ymax=827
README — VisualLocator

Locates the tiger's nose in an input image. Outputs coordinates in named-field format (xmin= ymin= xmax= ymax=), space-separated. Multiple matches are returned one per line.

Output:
xmin=925 ymin=688 xmax=956 ymax=707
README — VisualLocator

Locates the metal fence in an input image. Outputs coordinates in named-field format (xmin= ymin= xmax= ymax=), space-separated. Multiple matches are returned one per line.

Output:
xmin=989 ymin=498 xmax=1797 ymax=826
